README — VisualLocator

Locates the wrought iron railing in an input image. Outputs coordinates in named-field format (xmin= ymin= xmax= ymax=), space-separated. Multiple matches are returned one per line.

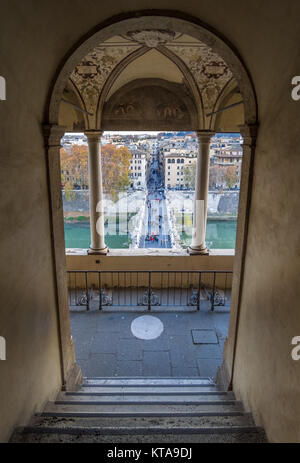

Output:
xmin=67 ymin=270 xmax=232 ymax=312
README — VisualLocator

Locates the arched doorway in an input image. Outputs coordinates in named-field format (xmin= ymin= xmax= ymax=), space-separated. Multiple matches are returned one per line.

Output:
xmin=44 ymin=11 xmax=258 ymax=388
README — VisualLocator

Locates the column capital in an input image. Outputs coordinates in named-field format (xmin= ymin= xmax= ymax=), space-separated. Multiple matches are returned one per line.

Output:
xmin=84 ymin=130 xmax=103 ymax=142
xmin=43 ymin=124 xmax=66 ymax=148
xmin=195 ymin=130 xmax=215 ymax=144
xmin=238 ymin=123 xmax=259 ymax=147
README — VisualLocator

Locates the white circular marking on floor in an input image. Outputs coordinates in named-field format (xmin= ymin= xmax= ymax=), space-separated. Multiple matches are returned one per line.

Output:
xmin=131 ymin=315 xmax=164 ymax=340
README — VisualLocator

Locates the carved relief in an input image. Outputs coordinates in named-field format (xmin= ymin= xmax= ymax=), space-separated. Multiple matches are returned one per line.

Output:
xmin=125 ymin=29 xmax=178 ymax=48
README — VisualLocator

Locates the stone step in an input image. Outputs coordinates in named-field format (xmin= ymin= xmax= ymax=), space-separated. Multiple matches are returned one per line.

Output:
xmin=43 ymin=401 xmax=244 ymax=416
xmin=79 ymin=386 xmax=220 ymax=394
xmin=83 ymin=378 xmax=214 ymax=387
xmin=56 ymin=392 xmax=235 ymax=404
xmin=10 ymin=429 xmax=267 ymax=443
xmin=31 ymin=413 xmax=255 ymax=430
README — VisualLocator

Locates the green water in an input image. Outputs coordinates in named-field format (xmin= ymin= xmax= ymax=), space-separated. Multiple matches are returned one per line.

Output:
xmin=64 ymin=222 xmax=130 ymax=249
xmin=64 ymin=220 xmax=237 ymax=249
xmin=181 ymin=220 xmax=237 ymax=249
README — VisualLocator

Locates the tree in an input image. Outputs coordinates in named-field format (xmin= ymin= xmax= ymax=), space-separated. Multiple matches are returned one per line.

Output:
xmin=209 ymin=165 xmax=225 ymax=189
xmin=60 ymin=143 xmax=132 ymax=202
xmin=183 ymin=163 xmax=196 ymax=189
xmin=224 ymin=165 xmax=238 ymax=189
xmin=101 ymin=144 xmax=131 ymax=201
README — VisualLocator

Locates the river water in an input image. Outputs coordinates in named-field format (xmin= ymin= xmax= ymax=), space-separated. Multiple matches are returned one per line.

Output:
xmin=64 ymin=219 xmax=237 ymax=250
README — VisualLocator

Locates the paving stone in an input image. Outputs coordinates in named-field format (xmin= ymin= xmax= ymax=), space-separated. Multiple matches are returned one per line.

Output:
xmin=95 ymin=314 xmax=121 ymax=333
xmin=142 ymin=335 xmax=170 ymax=351
xmin=169 ymin=349 xmax=198 ymax=368
xmin=159 ymin=315 xmax=190 ymax=335
xmin=197 ymin=358 xmax=221 ymax=379
xmin=90 ymin=332 xmax=118 ymax=354
xmin=70 ymin=307 xmax=230 ymax=378
xmin=143 ymin=351 xmax=171 ymax=376
xmin=183 ymin=312 xmax=214 ymax=330
xmin=172 ymin=366 xmax=199 ymax=377
xmin=117 ymin=339 xmax=143 ymax=361
xmin=196 ymin=344 xmax=222 ymax=359
xmin=73 ymin=340 xmax=92 ymax=360
xmin=168 ymin=334 xmax=195 ymax=352
xmin=116 ymin=360 xmax=143 ymax=376
xmin=86 ymin=354 xmax=117 ymax=377
xmin=192 ymin=329 xmax=218 ymax=344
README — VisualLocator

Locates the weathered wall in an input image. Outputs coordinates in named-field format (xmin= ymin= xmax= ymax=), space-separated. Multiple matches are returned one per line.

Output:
xmin=228 ymin=63 xmax=300 ymax=441
xmin=0 ymin=13 xmax=63 ymax=439
xmin=0 ymin=0 xmax=299 ymax=443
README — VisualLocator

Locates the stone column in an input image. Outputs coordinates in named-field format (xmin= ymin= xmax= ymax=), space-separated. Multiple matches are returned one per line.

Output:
xmin=188 ymin=131 xmax=214 ymax=255
xmin=43 ymin=124 xmax=82 ymax=390
xmin=85 ymin=131 xmax=108 ymax=254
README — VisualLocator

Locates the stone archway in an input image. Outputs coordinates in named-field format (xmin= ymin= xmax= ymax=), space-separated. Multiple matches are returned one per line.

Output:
xmin=44 ymin=10 xmax=258 ymax=389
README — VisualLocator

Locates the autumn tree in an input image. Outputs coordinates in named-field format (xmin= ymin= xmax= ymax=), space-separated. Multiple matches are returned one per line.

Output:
xmin=60 ymin=143 xmax=132 ymax=202
xmin=224 ymin=165 xmax=238 ymax=189
xmin=101 ymin=144 xmax=132 ymax=201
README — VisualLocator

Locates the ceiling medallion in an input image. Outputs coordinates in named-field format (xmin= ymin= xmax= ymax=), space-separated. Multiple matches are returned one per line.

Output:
xmin=126 ymin=29 xmax=177 ymax=48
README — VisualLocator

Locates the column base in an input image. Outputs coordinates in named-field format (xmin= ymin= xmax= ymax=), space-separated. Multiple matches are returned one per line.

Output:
xmin=187 ymin=245 xmax=209 ymax=255
xmin=88 ymin=246 xmax=109 ymax=255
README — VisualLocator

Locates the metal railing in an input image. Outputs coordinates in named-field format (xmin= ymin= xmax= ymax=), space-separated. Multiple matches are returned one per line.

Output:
xmin=67 ymin=270 xmax=232 ymax=312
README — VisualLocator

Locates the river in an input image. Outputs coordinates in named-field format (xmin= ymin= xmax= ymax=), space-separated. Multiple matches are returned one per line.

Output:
xmin=64 ymin=219 xmax=237 ymax=250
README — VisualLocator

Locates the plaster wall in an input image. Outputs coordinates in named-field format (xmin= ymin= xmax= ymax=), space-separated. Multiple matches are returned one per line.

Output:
xmin=0 ymin=0 xmax=300 ymax=442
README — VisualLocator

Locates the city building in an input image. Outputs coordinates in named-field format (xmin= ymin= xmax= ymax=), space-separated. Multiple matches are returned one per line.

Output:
xmin=129 ymin=149 xmax=148 ymax=189
xmin=164 ymin=149 xmax=197 ymax=188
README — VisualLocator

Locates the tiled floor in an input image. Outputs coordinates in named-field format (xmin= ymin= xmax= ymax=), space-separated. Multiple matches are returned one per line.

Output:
xmin=70 ymin=304 xmax=230 ymax=380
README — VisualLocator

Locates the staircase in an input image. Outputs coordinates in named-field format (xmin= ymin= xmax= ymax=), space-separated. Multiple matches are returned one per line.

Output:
xmin=11 ymin=377 xmax=267 ymax=443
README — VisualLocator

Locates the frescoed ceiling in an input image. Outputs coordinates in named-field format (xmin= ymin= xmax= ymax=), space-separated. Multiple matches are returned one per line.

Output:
xmin=59 ymin=30 xmax=243 ymax=131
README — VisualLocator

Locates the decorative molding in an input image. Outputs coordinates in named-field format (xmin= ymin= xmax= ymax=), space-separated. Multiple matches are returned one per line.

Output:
xmin=125 ymin=29 xmax=178 ymax=47
xmin=166 ymin=43 xmax=234 ymax=117
xmin=70 ymin=44 xmax=140 ymax=127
